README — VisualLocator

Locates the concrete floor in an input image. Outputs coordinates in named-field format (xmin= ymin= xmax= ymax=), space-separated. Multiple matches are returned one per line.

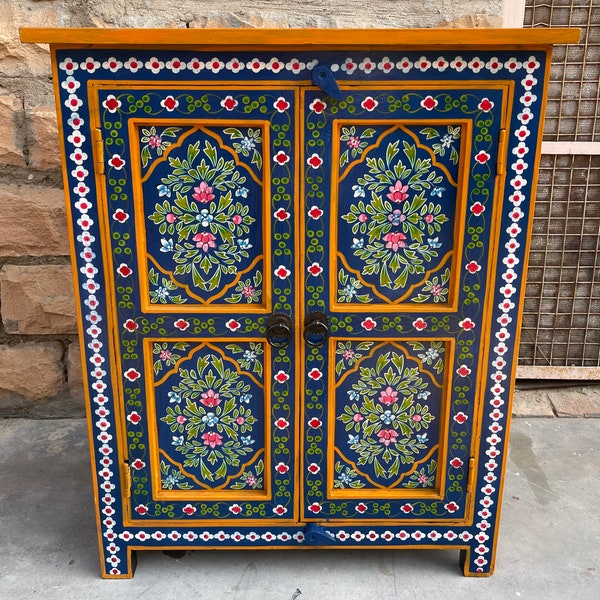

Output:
xmin=0 ymin=417 xmax=599 ymax=599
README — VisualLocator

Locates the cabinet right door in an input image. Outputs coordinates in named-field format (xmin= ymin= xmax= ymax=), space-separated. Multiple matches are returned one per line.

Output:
xmin=301 ymin=81 xmax=509 ymax=525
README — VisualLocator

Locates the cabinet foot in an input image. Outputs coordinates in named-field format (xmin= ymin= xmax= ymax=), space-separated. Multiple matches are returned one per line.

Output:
xmin=459 ymin=548 xmax=493 ymax=577
xmin=101 ymin=548 xmax=137 ymax=579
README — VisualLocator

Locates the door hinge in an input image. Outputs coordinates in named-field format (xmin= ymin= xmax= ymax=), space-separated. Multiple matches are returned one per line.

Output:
xmin=93 ymin=128 xmax=105 ymax=175
xmin=465 ymin=456 xmax=477 ymax=512
xmin=468 ymin=456 xmax=476 ymax=479
xmin=122 ymin=461 xmax=132 ymax=498
xmin=496 ymin=128 xmax=507 ymax=176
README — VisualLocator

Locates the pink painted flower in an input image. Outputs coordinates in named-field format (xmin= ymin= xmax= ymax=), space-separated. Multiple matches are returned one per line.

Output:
xmin=201 ymin=431 xmax=223 ymax=448
xmin=192 ymin=181 xmax=215 ymax=203
xmin=386 ymin=181 xmax=409 ymax=203
xmin=148 ymin=135 xmax=162 ymax=148
xmin=159 ymin=349 xmax=172 ymax=361
xmin=200 ymin=389 xmax=221 ymax=408
xmin=242 ymin=286 xmax=254 ymax=298
xmin=347 ymin=136 xmax=360 ymax=149
xmin=378 ymin=429 xmax=398 ymax=447
xmin=379 ymin=386 xmax=398 ymax=405
xmin=193 ymin=232 xmax=216 ymax=251
xmin=383 ymin=231 xmax=407 ymax=251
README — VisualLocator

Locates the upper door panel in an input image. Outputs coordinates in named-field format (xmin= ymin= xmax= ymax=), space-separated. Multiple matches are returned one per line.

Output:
xmin=301 ymin=83 xmax=509 ymax=523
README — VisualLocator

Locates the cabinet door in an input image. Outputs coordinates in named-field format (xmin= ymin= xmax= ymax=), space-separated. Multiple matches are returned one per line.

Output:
xmin=302 ymin=83 xmax=508 ymax=523
xmin=93 ymin=84 xmax=299 ymax=524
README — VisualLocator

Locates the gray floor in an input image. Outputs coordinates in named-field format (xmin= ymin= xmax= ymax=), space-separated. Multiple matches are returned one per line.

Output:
xmin=1 ymin=417 xmax=599 ymax=599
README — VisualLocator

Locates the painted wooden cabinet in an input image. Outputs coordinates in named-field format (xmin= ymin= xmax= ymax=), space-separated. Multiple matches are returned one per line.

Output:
xmin=21 ymin=27 xmax=577 ymax=578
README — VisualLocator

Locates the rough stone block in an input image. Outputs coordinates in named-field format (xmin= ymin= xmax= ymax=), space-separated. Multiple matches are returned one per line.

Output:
xmin=27 ymin=106 xmax=61 ymax=170
xmin=549 ymin=387 xmax=600 ymax=418
xmin=71 ymin=0 xmax=503 ymax=29
xmin=435 ymin=14 xmax=503 ymax=28
xmin=0 ymin=184 xmax=69 ymax=257
xmin=67 ymin=341 xmax=84 ymax=401
xmin=512 ymin=389 xmax=556 ymax=418
xmin=0 ymin=342 xmax=64 ymax=401
xmin=0 ymin=93 xmax=25 ymax=167
xmin=0 ymin=264 xmax=77 ymax=335
xmin=0 ymin=4 xmax=56 ymax=78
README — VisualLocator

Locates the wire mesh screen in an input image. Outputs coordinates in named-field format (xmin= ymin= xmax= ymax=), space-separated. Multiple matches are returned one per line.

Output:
xmin=524 ymin=0 xmax=599 ymax=141
xmin=520 ymin=155 xmax=600 ymax=366
xmin=521 ymin=1 xmax=600 ymax=369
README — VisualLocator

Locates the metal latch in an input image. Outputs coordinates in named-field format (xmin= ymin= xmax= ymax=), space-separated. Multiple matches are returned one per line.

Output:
xmin=304 ymin=523 xmax=336 ymax=545
xmin=311 ymin=64 xmax=343 ymax=101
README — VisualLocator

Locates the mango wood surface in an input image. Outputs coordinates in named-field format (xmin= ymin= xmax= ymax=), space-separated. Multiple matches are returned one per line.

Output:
xmin=20 ymin=27 xmax=580 ymax=49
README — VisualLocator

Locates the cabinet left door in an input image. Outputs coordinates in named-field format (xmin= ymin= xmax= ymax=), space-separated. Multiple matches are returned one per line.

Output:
xmin=90 ymin=83 xmax=300 ymax=525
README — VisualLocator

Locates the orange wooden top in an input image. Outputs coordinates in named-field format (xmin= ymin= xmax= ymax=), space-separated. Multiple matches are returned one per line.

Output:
xmin=20 ymin=27 xmax=580 ymax=49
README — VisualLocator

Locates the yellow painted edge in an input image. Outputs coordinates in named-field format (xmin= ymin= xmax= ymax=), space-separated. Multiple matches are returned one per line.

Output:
xmin=20 ymin=27 xmax=581 ymax=48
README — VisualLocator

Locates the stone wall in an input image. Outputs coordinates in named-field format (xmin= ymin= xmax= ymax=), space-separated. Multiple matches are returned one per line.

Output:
xmin=0 ymin=0 xmax=505 ymax=417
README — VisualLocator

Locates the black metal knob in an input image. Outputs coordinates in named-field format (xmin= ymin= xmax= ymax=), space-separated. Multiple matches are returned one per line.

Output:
xmin=303 ymin=312 xmax=329 ymax=347
xmin=265 ymin=314 xmax=293 ymax=348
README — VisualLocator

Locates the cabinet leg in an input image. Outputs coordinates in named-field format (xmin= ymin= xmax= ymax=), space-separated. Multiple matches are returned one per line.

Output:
xmin=100 ymin=546 xmax=137 ymax=578
xmin=459 ymin=547 xmax=493 ymax=577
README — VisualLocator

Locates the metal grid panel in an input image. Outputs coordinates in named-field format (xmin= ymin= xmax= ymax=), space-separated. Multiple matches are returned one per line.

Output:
xmin=521 ymin=1 xmax=600 ymax=370
xmin=520 ymin=154 xmax=600 ymax=366
xmin=524 ymin=1 xmax=599 ymax=142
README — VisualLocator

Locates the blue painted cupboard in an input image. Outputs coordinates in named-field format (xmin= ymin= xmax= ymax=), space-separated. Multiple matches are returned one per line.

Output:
xmin=20 ymin=27 xmax=578 ymax=577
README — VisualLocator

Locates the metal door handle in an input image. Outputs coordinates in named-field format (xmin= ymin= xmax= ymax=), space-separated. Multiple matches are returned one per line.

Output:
xmin=311 ymin=64 xmax=343 ymax=101
xmin=303 ymin=312 xmax=329 ymax=347
xmin=265 ymin=314 xmax=293 ymax=348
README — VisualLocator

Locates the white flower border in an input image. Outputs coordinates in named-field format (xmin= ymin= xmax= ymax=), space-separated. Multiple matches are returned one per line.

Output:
xmin=58 ymin=50 xmax=542 ymax=575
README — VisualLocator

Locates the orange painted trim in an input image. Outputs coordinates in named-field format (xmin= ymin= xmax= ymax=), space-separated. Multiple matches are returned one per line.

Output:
xmin=20 ymin=27 xmax=581 ymax=49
